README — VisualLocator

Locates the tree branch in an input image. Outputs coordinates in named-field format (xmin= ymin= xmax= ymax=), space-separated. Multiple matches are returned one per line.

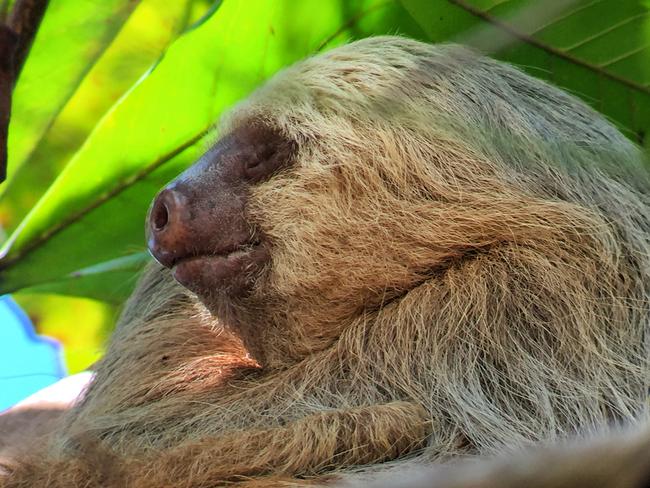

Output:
xmin=8 ymin=0 xmax=49 ymax=78
xmin=0 ymin=0 xmax=49 ymax=183
xmin=0 ymin=23 xmax=17 ymax=183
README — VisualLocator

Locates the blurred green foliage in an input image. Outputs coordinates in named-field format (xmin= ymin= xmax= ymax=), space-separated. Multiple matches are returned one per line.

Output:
xmin=13 ymin=292 xmax=115 ymax=373
xmin=0 ymin=0 xmax=647 ymax=373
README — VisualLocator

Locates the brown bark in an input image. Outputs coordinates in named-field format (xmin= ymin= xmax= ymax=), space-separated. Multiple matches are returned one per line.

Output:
xmin=0 ymin=0 xmax=49 ymax=183
xmin=0 ymin=24 xmax=16 ymax=182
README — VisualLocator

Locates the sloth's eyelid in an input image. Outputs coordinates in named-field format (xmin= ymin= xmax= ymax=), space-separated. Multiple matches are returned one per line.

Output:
xmin=259 ymin=143 xmax=277 ymax=159
xmin=245 ymin=156 xmax=263 ymax=169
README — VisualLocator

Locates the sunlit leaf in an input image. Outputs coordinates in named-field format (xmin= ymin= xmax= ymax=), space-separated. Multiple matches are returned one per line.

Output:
xmin=0 ymin=0 xmax=206 ymax=234
xmin=4 ymin=0 xmax=139 ymax=190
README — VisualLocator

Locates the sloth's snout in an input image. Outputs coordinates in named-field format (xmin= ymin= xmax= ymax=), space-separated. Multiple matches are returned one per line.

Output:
xmin=147 ymin=187 xmax=191 ymax=268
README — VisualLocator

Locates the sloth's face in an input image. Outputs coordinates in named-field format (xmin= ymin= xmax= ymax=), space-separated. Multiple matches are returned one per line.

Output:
xmin=147 ymin=114 xmax=440 ymax=328
xmin=146 ymin=122 xmax=297 ymax=305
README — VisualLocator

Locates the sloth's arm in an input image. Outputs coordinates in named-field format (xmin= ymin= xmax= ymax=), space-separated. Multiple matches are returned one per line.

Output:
xmin=127 ymin=401 xmax=430 ymax=487
xmin=0 ymin=401 xmax=430 ymax=487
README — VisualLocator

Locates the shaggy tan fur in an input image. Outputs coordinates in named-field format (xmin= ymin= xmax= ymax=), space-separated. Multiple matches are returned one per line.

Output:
xmin=1 ymin=36 xmax=649 ymax=487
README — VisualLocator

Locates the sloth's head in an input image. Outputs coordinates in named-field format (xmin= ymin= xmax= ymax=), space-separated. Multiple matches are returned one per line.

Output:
xmin=146 ymin=36 xmax=643 ymax=359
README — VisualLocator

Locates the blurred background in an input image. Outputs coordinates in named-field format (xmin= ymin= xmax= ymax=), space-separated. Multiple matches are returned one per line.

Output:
xmin=0 ymin=0 xmax=648 ymax=399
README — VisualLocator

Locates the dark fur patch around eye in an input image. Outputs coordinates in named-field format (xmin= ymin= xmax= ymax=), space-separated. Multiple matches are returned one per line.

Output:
xmin=237 ymin=123 xmax=297 ymax=183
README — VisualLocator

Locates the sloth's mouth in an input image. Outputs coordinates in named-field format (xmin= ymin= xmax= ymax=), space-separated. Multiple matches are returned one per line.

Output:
xmin=171 ymin=240 xmax=268 ymax=297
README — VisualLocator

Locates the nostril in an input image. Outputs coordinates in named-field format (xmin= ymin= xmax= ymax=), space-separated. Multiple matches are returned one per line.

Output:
xmin=148 ymin=187 xmax=191 ymax=268
xmin=152 ymin=200 xmax=169 ymax=232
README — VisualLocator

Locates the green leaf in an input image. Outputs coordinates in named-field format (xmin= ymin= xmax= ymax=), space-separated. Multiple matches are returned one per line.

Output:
xmin=4 ymin=0 xmax=139 ymax=189
xmin=0 ymin=0 xmax=407 ymax=298
xmin=400 ymin=0 xmax=650 ymax=148
xmin=23 ymin=252 xmax=151 ymax=304
xmin=0 ymin=0 xmax=204 ymax=235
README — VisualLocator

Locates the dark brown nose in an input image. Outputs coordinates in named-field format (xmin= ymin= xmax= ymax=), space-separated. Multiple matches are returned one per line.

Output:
xmin=147 ymin=188 xmax=192 ymax=268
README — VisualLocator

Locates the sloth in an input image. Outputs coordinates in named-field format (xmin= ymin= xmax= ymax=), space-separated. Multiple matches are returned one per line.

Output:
xmin=1 ymin=36 xmax=649 ymax=487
